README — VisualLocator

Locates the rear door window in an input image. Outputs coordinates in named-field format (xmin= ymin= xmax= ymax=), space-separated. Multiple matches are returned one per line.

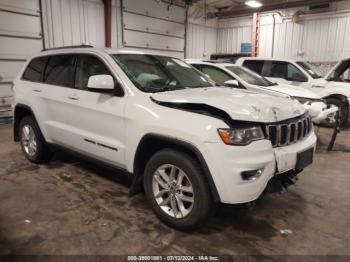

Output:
xmin=22 ymin=57 xmax=48 ymax=82
xmin=44 ymin=55 xmax=76 ymax=87
xmin=242 ymin=60 xmax=264 ymax=75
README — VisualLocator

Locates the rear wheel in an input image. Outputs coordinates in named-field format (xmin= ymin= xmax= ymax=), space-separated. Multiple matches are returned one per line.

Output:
xmin=143 ymin=149 xmax=213 ymax=230
xmin=19 ymin=116 xmax=52 ymax=163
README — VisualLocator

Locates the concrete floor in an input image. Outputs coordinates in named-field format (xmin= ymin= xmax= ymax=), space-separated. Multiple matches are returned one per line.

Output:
xmin=0 ymin=123 xmax=349 ymax=255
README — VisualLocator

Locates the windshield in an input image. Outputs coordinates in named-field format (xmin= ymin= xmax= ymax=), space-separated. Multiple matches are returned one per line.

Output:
xmin=111 ymin=54 xmax=213 ymax=92
xmin=225 ymin=66 xmax=276 ymax=87
xmin=296 ymin=62 xmax=323 ymax=79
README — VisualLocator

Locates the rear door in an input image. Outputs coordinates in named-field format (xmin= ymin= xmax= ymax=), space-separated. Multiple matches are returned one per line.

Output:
xmin=38 ymin=54 xmax=78 ymax=144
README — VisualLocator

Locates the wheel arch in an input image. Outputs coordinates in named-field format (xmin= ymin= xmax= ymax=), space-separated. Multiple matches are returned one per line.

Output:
xmin=324 ymin=94 xmax=349 ymax=106
xmin=131 ymin=133 xmax=221 ymax=202
xmin=13 ymin=104 xmax=36 ymax=141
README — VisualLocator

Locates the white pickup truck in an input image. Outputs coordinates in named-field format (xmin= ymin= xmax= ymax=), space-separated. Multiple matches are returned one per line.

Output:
xmin=187 ymin=60 xmax=336 ymax=125
xmin=236 ymin=57 xmax=350 ymax=126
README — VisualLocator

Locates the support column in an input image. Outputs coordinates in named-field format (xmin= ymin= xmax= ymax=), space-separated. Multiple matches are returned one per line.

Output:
xmin=103 ymin=0 xmax=112 ymax=48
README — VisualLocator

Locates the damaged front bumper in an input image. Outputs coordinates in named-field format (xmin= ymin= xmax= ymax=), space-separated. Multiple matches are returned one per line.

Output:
xmin=264 ymin=169 xmax=302 ymax=194
xmin=203 ymin=131 xmax=317 ymax=204
xmin=303 ymin=101 xmax=338 ymax=124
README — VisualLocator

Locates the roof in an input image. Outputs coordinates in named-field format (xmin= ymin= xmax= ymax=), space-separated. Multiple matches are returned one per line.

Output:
xmin=186 ymin=60 xmax=238 ymax=68
xmin=236 ymin=57 xmax=305 ymax=63
xmin=37 ymin=47 xmax=175 ymax=58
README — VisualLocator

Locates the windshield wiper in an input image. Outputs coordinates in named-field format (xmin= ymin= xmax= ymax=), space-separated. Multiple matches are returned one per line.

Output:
xmin=148 ymin=85 xmax=186 ymax=93
xmin=268 ymin=82 xmax=278 ymax=86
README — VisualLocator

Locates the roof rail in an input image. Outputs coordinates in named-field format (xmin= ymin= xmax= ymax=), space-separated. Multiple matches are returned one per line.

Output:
xmin=41 ymin=44 xmax=94 ymax=52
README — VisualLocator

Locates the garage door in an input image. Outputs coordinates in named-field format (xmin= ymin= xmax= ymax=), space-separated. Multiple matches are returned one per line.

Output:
xmin=121 ymin=0 xmax=186 ymax=58
xmin=0 ymin=0 xmax=43 ymax=113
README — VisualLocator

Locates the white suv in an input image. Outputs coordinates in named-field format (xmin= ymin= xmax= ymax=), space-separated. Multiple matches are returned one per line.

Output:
xmin=236 ymin=57 xmax=350 ymax=126
xmin=13 ymin=47 xmax=317 ymax=230
xmin=187 ymin=60 xmax=336 ymax=125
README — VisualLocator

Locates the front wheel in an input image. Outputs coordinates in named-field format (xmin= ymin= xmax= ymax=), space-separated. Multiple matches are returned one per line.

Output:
xmin=143 ymin=149 xmax=213 ymax=231
xmin=321 ymin=98 xmax=349 ymax=127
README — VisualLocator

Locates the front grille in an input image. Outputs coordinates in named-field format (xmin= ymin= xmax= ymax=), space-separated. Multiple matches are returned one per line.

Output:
xmin=266 ymin=114 xmax=313 ymax=147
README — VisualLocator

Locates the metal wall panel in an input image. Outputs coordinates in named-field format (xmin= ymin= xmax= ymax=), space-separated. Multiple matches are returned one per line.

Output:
xmin=0 ymin=0 xmax=43 ymax=106
xmin=123 ymin=0 xmax=185 ymax=23
xmin=120 ymin=0 xmax=186 ymax=57
xmin=217 ymin=17 xmax=252 ymax=54
xmin=217 ymin=26 xmax=252 ymax=54
xmin=41 ymin=0 xmax=105 ymax=48
xmin=186 ymin=23 xmax=217 ymax=59
xmin=218 ymin=11 xmax=350 ymax=63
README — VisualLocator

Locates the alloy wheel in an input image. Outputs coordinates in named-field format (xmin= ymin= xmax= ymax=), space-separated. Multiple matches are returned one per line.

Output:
xmin=152 ymin=164 xmax=194 ymax=219
xmin=21 ymin=125 xmax=37 ymax=157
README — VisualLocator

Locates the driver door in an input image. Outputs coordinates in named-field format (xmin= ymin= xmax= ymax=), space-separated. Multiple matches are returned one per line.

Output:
xmin=265 ymin=61 xmax=308 ymax=87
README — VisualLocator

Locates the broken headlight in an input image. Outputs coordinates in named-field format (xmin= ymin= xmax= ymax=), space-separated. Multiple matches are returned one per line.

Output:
xmin=218 ymin=126 xmax=265 ymax=145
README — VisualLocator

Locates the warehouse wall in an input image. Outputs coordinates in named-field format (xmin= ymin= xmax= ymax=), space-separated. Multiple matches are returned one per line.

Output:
xmin=186 ymin=3 xmax=218 ymax=59
xmin=0 ymin=0 xmax=105 ymax=112
xmin=112 ymin=0 xmax=186 ymax=58
xmin=0 ymin=0 xmax=43 ymax=108
xmin=186 ymin=22 xmax=217 ymax=59
xmin=259 ymin=11 xmax=350 ymax=62
xmin=41 ymin=0 xmax=105 ymax=48
xmin=217 ymin=16 xmax=252 ymax=54
xmin=217 ymin=1 xmax=350 ymax=63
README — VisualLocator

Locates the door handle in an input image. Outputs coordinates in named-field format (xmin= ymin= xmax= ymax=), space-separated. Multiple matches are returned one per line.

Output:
xmin=33 ymin=89 xmax=41 ymax=93
xmin=67 ymin=94 xmax=79 ymax=101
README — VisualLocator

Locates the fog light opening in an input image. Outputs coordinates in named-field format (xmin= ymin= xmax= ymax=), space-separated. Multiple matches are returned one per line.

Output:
xmin=241 ymin=169 xmax=264 ymax=181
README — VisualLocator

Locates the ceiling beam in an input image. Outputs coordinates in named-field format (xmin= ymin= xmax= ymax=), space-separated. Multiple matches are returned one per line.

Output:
xmin=216 ymin=0 xmax=343 ymax=18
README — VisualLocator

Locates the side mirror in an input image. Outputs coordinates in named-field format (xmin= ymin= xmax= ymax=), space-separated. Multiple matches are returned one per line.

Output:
xmin=224 ymin=80 xmax=239 ymax=87
xmin=87 ymin=74 xmax=123 ymax=96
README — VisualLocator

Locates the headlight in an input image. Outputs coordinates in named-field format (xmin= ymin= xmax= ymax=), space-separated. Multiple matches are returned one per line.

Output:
xmin=218 ymin=126 xmax=265 ymax=145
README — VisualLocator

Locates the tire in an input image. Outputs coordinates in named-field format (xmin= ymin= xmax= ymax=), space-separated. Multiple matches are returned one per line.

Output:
xmin=19 ymin=116 xmax=52 ymax=163
xmin=143 ymin=149 xmax=214 ymax=231
xmin=323 ymin=98 xmax=349 ymax=127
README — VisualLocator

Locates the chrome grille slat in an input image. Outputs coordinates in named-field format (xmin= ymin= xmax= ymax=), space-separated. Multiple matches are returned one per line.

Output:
xmin=266 ymin=114 xmax=313 ymax=148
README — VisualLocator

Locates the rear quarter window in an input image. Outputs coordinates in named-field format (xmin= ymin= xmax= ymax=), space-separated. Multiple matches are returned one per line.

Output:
xmin=22 ymin=57 xmax=48 ymax=82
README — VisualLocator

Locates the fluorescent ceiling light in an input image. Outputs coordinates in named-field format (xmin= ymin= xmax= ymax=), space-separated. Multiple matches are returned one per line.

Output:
xmin=245 ymin=0 xmax=263 ymax=8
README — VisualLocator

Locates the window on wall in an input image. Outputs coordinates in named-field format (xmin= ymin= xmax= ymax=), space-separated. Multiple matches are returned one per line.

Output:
xmin=242 ymin=60 xmax=265 ymax=75
xmin=44 ymin=55 xmax=76 ymax=87
xmin=75 ymin=55 xmax=114 ymax=90
xmin=22 ymin=57 xmax=48 ymax=82
xmin=268 ymin=61 xmax=307 ymax=82
xmin=200 ymin=66 xmax=233 ymax=86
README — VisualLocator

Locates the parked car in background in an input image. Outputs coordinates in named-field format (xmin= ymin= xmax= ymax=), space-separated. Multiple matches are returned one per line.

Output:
xmin=236 ymin=57 xmax=350 ymax=126
xmin=325 ymin=57 xmax=350 ymax=83
xmin=187 ymin=60 xmax=337 ymax=125
xmin=13 ymin=47 xmax=316 ymax=230
xmin=210 ymin=53 xmax=251 ymax=63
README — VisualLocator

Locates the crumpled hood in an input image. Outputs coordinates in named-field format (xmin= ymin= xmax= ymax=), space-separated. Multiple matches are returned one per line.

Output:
xmin=262 ymin=83 xmax=321 ymax=99
xmin=151 ymin=87 xmax=306 ymax=123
